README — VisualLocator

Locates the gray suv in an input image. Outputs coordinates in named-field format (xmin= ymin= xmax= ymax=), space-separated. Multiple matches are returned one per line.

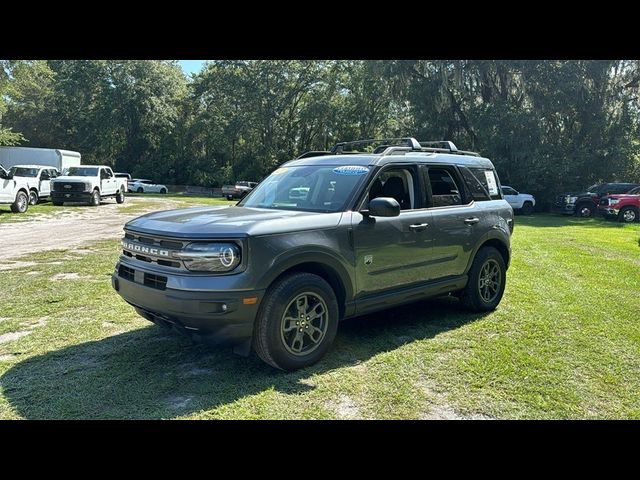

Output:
xmin=112 ymin=138 xmax=514 ymax=370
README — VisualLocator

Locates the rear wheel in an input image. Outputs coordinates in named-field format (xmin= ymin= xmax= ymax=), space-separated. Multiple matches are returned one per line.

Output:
xmin=137 ymin=187 xmax=144 ymax=193
xmin=521 ymin=201 xmax=533 ymax=215
xmin=253 ymin=273 xmax=339 ymax=371
xmin=10 ymin=191 xmax=29 ymax=213
xmin=28 ymin=190 xmax=39 ymax=206
xmin=460 ymin=246 xmax=506 ymax=312
xmin=160 ymin=188 xmax=167 ymax=194
xmin=575 ymin=202 xmax=594 ymax=218
xmin=116 ymin=188 xmax=125 ymax=204
xmin=619 ymin=206 xmax=638 ymax=223
xmin=89 ymin=189 xmax=100 ymax=206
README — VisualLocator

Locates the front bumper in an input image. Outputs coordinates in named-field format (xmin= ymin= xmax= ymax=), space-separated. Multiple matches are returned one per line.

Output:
xmin=598 ymin=206 xmax=619 ymax=218
xmin=112 ymin=262 xmax=264 ymax=346
xmin=51 ymin=191 xmax=92 ymax=202
xmin=552 ymin=203 xmax=576 ymax=215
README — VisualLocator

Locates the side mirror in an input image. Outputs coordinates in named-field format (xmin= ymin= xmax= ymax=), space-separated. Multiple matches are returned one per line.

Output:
xmin=366 ymin=197 xmax=401 ymax=217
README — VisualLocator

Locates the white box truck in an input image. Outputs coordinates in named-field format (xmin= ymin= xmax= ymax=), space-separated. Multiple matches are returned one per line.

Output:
xmin=0 ymin=147 xmax=81 ymax=172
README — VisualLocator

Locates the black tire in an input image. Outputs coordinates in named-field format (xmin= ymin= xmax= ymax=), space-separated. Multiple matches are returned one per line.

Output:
xmin=160 ymin=188 xmax=167 ymax=194
xmin=460 ymin=246 xmax=507 ymax=312
xmin=28 ymin=190 xmax=39 ymax=206
xmin=575 ymin=202 xmax=595 ymax=218
xmin=89 ymin=189 xmax=100 ymax=206
xmin=10 ymin=191 xmax=29 ymax=213
xmin=226 ymin=194 xmax=234 ymax=200
xmin=618 ymin=206 xmax=639 ymax=223
xmin=116 ymin=188 xmax=125 ymax=204
xmin=521 ymin=201 xmax=533 ymax=215
xmin=253 ymin=272 xmax=339 ymax=371
xmin=52 ymin=200 xmax=63 ymax=206
xmin=137 ymin=187 xmax=144 ymax=193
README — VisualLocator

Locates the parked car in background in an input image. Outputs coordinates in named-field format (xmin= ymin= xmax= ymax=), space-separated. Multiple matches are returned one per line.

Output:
xmin=222 ymin=181 xmax=258 ymax=200
xmin=129 ymin=179 xmax=168 ymax=194
xmin=501 ymin=185 xmax=535 ymax=214
xmin=553 ymin=183 xmax=640 ymax=218
xmin=51 ymin=165 xmax=126 ymax=206
xmin=9 ymin=165 xmax=60 ymax=205
xmin=598 ymin=186 xmax=640 ymax=223
xmin=0 ymin=164 xmax=32 ymax=213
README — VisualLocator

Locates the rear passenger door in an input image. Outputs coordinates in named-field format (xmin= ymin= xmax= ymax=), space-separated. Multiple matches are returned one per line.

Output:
xmin=423 ymin=165 xmax=485 ymax=280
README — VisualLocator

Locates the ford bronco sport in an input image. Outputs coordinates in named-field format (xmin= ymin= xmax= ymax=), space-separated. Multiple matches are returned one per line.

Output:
xmin=112 ymin=138 xmax=514 ymax=370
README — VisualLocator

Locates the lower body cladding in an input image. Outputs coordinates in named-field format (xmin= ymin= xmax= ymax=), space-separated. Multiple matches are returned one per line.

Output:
xmin=111 ymin=262 xmax=264 ymax=355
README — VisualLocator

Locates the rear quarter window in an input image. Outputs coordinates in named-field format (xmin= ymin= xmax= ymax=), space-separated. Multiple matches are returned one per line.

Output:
xmin=465 ymin=167 xmax=502 ymax=200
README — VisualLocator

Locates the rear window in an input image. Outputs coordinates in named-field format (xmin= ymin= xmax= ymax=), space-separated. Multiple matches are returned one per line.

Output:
xmin=465 ymin=167 xmax=502 ymax=200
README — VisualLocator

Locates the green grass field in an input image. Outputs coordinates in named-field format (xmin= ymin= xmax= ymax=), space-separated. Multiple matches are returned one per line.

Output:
xmin=0 ymin=214 xmax=638 ymax=419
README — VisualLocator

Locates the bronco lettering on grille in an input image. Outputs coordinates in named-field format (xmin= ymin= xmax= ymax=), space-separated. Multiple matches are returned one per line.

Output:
xmin=122 ymin=241 xmax=170 ymax=257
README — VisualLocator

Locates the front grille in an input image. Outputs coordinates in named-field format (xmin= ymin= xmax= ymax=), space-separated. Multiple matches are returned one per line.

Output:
xmin=144 ymin=273 xmax=167 ymax=290
xmin=119 ymin=265 xmax=135 ymax=281
xmin=53 ymin=182 xmax=86 ymax=192
xmin=122 ymin=231 xmax=186 ymax=269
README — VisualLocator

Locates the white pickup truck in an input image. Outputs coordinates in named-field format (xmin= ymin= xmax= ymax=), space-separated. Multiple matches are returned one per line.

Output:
xmin=8 ymin=165 xmax=60 ymax=205
xmin=501 ymin=185 xmax=536 ymax=214
xmin=0 ymin=164 xmax=32 ymax=213
xmin=51 ymin=165 xmax=127 ymax=206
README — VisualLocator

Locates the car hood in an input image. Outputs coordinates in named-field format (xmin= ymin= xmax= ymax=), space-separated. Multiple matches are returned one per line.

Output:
xmin=124 ymin=206 xmax=343 ymax=239
xmin=52 ymin=176 xmax=92 ymax=182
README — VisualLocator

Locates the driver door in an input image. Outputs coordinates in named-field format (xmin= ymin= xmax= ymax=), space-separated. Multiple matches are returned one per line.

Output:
xmin=39 ymin=169 xmax=53 ymax=197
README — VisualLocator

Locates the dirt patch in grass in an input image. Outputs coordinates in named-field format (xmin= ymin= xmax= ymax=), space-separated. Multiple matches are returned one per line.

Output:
xmin=0 ymin=354 xmax=16 ymax=362
xmin=418 ymin=378 xmax=493 ymax=420
xmin=0 ymin=261 xmax=37 ymax=271
xmin=327 ymin=394 xmax=362 ymax=419
xmin=0 ymin=331 xmax=32 ymax=344
xmin=166 ymin=395 xmax=194 ymax=410
xmin=50 ymin=273 xmax=93 ymax=281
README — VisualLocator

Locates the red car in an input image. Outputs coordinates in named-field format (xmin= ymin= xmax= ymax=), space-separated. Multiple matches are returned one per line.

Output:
xmin=598 ymin=186 xmax=640 ymax=223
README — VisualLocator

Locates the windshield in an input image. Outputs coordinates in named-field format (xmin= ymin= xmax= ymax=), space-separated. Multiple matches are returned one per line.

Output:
xmin=628 ymin=186 xmax=640 ymax=195
xmin=65 ymin=167 xmax=99 ymax=177
xmin=239 ymin=165 xmax=370 ymax=212
xmin=9 ymin=167 xmax=39 ymax=177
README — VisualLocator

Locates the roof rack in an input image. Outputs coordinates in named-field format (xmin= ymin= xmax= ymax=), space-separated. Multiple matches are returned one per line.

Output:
xmin=296 ymin=137 xmax=479 ymax=159
xmin=331 ymin=138 xmax=422 ymax=154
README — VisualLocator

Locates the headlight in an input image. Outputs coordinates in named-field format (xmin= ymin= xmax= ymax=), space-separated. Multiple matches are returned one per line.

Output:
xmin=609 ymin=199 xmax=619 ymax=206
xmin=173 ymin=242 xmax=241 ymax=272
xmin=566 ymin=196 xmax=578 ymax=204
xmin=84 ymin=182 xmax=92 ymax=191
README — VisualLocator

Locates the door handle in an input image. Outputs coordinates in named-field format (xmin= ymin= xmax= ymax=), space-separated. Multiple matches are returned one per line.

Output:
xmin=464 ymin=217 xmax=480 ymax=225
xmin=409 ymin=223 xmax=429 ymax=232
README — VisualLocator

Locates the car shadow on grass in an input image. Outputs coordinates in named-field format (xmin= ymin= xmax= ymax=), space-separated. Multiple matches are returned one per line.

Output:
xmin=0 ymin=296 xmax=486 ymax=419
xmin=517 ymin=214 xmax=635 ymax=229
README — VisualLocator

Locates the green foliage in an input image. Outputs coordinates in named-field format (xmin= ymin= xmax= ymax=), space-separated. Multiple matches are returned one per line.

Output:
xmin=2 ymin=60 xmax=640 ymax=203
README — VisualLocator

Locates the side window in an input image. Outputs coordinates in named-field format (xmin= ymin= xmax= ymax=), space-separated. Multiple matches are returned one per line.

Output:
xmin=461 ymin=167 xmax=491 ymax=202
xmin=467 ymin=167 xmax=502 ymax=200
xmin=502 ymin=187 xmax=516 ymax=196
xmin=428 ymin=168 xmax=464 ymax=207
xmin=364 ymin=167 xmax=418 ymax=210
xmin=100 ymin=169 xmax=108 ymax=180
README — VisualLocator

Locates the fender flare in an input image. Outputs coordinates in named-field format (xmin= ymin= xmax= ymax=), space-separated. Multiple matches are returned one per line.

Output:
xmin=465 ymin=228 xmax=511 ymax=273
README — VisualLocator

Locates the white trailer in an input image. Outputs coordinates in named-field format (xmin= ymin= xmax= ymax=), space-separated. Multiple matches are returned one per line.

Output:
xmin=0 ymin=147 xmax=81 ymax=172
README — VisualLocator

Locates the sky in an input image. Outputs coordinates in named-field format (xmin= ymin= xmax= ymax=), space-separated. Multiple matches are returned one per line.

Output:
xmin=178 ymin=60 xmax=205 ymax=76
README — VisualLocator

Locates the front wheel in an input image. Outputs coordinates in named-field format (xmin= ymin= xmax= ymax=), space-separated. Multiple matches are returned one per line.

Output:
xmin=226 ymin=194 xmax=234 ymax=201
xmin=116 ymin=188 xmax=125 ymax=204
xmin=521 ymin=201 xmax=533 ymax=215
xmin=575 ymin=203 xmax=594 ymax=218
xmin=253 ymin=273 xmax=339 ymax=371
xmin=460 ymin=246 xmax=506 ymax=312
xmin=28 ymin=190 xmax=39 ymax=206
xmin=10 ymin=191 xmax=29 ymax=213
xmin=137 ymin=187 xmax=144 ymax=193
xmin=89 ymin=189 xmax=100 ymax=206
xmin=619 ymin=206 xmax=638 ymax=223
xmin=160 ymin=188 xmax=167 ymax=194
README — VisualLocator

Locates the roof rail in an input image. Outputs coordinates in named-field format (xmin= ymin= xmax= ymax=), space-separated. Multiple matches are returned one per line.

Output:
xmin=419 ymin=140 xmax=458 ymax=152
xmin=331 ymin=137 xmax=422 ymax=154
xmin=296 ymin=151 xmax=333 ymax=159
